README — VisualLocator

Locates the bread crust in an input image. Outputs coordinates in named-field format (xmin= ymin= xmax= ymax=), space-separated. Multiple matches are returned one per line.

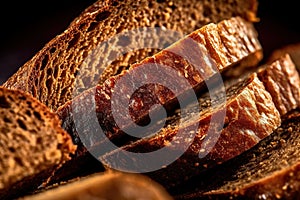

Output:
xmin=21 ymin=171 xmax=173 ymax=200
xmin=102 ymin=74 xmax=281 ymax=188
xmin=174 ymin=111 xmax=300 ymax=200
xmin=54 ymin=17 xmax=263 ymax=185
xmin=258 ymin=54 xmax=300 ymax=115
xmin=2 ymin=0 xmax=259 ymax=111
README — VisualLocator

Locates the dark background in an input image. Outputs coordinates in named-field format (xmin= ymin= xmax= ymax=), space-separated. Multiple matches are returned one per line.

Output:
xmin=0 ymin=0 xmax=299 ymax=85
xmin=0 ymin=0 xmax=97 ymax=84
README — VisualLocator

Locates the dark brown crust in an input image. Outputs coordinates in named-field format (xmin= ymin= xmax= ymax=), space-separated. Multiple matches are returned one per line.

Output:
xmin=174 ymin=112 xmax=300 ymax=200
xmin=46 ymin=150 xmax=105 ymax=186
xmin=22 ymin=172 xmax=173 ymax=200
xmin=205 ymin=164 xmax=300 ymax=200
xmin=54 ymin=17 xmax=262 ymax=184
xmin=57 ymin=16 xmax=262 ymax=146
xmin=257 ymin=54 xmax=300 ymax=115
xmin=101 ymin=74 xmax=281 ymax=188
xmin=2 ymin=0 xmax=259 ymax=111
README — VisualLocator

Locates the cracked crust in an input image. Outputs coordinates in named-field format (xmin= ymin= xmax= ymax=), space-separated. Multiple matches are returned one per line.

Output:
xmin=54 ymin=17 xmax=262 ymax=184
xmin=101 ymin=73 xmax=281 ymax=188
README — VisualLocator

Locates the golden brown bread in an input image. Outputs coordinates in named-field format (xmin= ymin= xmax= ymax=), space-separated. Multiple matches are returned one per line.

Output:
xmin=101 ymin=75 xmax=277 ymax=188
xmin=52 ymin=16 xmax=263 ymax=185
xmin=6 ymin=0 xmax=300 ymax=199
xmin=173 ymin=109 xmax=300 ymax=200
xmin=2 ymin=0 xmax=259 ymax=111
xmin=101 ymin=53 xmax=300 ymax=189
xmin=21 ymin=171 xmax=173 ymax=200
xmin=0 ymin=87 xmax=76 ymax=199
xmin=257 ymin=54 xmax=300 ymax=115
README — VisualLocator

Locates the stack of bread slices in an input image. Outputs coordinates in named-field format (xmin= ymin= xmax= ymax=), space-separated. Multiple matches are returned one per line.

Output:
xmin=1 ymin=0 xmax=300 ymax=199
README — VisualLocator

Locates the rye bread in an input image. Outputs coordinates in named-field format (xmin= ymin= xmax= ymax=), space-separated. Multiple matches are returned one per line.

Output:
xmin=173 ymin=109 xmax=300 ymax=200
xmin=0 ymin=87 xmax=76 ymax=199
xmin=21 ymin=171 xmax=173 ymax=200
xmin=101 ymin=53 xmax=300 ymax=189
xmin=257 ymin=54 xmax=300 ymax=116
xmin=2 ymin=0 xmax=258 ymax=111
xmin=52 ymin=16 xmax=263 ymax=184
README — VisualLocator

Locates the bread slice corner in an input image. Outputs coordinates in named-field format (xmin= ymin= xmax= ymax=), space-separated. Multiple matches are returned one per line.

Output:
xmin=0 ymin=87 xmax=76 ymax=199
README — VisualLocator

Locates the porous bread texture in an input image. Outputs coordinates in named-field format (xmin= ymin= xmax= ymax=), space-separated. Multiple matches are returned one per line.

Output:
xmin=52 ymin=16 xmax=263 ymax=184
xmin=49 ymin=16 xmax=263 ymax=186
xmin=57 ymin=16 xmax=263 ymax=148
xmin=2 ymin=0 xmax=258 ymax=111
xmin=0 ymin=87 xmax=76 ymax=199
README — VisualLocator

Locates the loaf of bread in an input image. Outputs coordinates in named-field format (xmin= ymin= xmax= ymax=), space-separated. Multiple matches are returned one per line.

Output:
xmin=172 ymin=109 xmax=300 ymax=200
xmin=101 ymin=53 xmax=300 ymax=188
xmin=2 ymin=0 xmax=258 ymax=111
xmin=21 ymin=171 xmax=173 ymax=200
xmin=3 ymin=0 xmax=300 ymax=199
xmin=0 ymin=87 xmax=76 ymax=199
xmin=257 ymin=54 xmax=300 ymax=115
xmin=52 ymin=16 xmax=262 ymax=185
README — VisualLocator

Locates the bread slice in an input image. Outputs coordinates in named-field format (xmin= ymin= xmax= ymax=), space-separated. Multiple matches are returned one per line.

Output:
xmin=101 ymin=75 xmax=278 ymax=188
xmin=257 ymin=54 xmax=300 ymax=115
xmin=52 ymin=16 xmax=263 ymax=184
xmin=101 ymin=53 xmax=300 ymax=189
xmin=2 ymin=0 xmax=259 ymax=111
xmin=57 ymin=16 xmax=263 ymax=148
xmin=20 ymin=171 xmax=173 ymax=200
xmin=0 ymin=87 xmax=76 ymax=199
xmin=173 ymin=109 xmax=300 ymax=200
